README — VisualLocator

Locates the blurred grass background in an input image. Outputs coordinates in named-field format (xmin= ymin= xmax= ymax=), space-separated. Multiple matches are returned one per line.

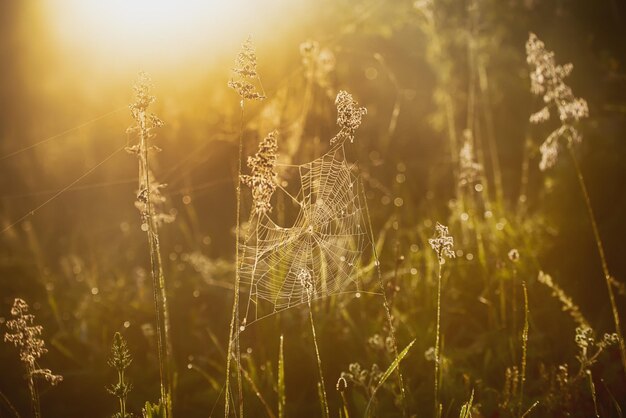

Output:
xmin=1 ymin=0 xmax=626 ymax=416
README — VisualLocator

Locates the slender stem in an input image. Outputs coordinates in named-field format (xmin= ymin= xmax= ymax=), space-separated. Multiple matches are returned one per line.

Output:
xmin=0 ymin=389 xmax=21 ymax=418
xmin=568 ymin=147 xmax=626 ymax=374
xmin=307 ymin=299 xmax=329 ymax=418
xmin=139 ymin=110 xmax=173 ymax=415
xmin=240 ymin=365 xmax=276 ymax=418
xmin=588 ymin=371 xmax=600 ymax=418
xmin=434 ymin=262 xmax=442 ymax=418
xmin=27 ymin=365 xmax=41 ymax=418
xmin=360 ymin=180 xmax=407 ymax=415
xmin=518 ymin=281 xmax=529 ymax=418
xmin=225 ymin=104 xmax=246 ymax=418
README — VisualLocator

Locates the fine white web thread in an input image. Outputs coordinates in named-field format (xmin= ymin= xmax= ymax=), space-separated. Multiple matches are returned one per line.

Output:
xmin=240 ymin=143 xmax=368 ymax=322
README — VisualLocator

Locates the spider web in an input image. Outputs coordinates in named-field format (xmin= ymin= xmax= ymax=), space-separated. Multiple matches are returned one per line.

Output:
xmin=240 ymin=143 xmax=370 ymax=321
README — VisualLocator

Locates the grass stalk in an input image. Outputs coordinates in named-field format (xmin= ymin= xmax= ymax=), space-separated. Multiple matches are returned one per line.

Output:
xmin=0 ymin=389 xmax=21 ymax=418
xmin=278 ymin=335 xmax=286 ymax=418
xmin=434 ymin=261 xmax=443 ymax=418
xmin=225 ymin=104 xmax=246 ymax=418
xmin=138 ymin=105 xmax=173 ymax=416
xmin=568 ymin=146 xmax=626 ymax=374
xmin=360 ymin=180 xmax=407 ymax=415
xmin=27 ymin=366 xmax=41 ymax=418
xmin=518 ymin=281 xmax=529 ymax=418
xmin=307 ymin=298 xmax=329 ymax=418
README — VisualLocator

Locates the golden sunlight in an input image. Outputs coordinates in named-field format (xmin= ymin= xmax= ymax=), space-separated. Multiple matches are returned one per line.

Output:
xmin=44 ymin=0 xmax=295 ymax=70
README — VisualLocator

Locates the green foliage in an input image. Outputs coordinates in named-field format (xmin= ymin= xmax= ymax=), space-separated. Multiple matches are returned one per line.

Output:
xmin=142 ymin=401 xmax=166 ymax=418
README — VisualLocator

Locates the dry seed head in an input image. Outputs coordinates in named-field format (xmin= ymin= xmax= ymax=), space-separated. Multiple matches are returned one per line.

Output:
xmin=241 ymin=130 xmax=279 ymax=215
xmin=429 ymin=222 xmax=455 ymax=263
xmin=526 ymin=33 xmax=589 ymax=171
xmin=4 ymin=298 xmax=62 ymax=385
xmin=538 ymin=271 xmax=589 ymax=328
xmin=228 ymin=36 xmax=265 ymax=102
xmin=508 ymin=249 xmax=520 ymax=263
xmin=330 ymin=90 xmax=367 ymax=145
xmin=574 ymin=325 xmax=594 ymax=353
xmin=128 ymin=72 xmax=164 ymax=131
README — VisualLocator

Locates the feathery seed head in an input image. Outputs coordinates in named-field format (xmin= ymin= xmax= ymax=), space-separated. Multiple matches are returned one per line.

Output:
xmin=330 ymin=90 xmax=367 ymax=145
xmin=228 ymin=36 xmax=265 ymax=102
xmin=526 ymin=33 xmax=589 ymax=171
xmin=241 ymin=130 xmax=279 ymax=215
xmin=4 ymin=298 xmax=62 ymax=385
xmin=429 ymin=222 xmax=455 ymax=263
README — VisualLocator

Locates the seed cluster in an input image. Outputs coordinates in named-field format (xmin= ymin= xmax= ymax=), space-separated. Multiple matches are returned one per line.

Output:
xmin=526 ymin=33 xmax=589 ymax=171
xmin=429 ymin=222 xmax=455 ymax=263
xmin=4 ymin=298 xmax=62 ymax=386
xmin=228 ymin=37 xmax=265 ymax=102
xmin=331 ymin=90 xmax=367 ymax=145
xmin=241 ymin=130 xmax=279 ymax=215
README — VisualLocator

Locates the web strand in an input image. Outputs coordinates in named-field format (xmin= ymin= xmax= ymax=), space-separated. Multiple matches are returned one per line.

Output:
xmin=239 ymin=143 xmax=368 ymax=322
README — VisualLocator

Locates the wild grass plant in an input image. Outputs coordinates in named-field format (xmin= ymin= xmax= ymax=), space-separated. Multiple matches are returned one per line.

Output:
xmin=126 ymin=72 xmax=174 ymax=417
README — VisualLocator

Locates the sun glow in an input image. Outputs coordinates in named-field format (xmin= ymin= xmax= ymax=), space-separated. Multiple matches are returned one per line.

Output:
xmin=44 ymin=0 xmax=295 ymax=71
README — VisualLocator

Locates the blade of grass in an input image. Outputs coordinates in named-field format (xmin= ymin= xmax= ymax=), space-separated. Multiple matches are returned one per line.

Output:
xmin=278 ymin=335 xmax=286 ymax=418
xmin=365 ymin=339 xmax=416 ymax=416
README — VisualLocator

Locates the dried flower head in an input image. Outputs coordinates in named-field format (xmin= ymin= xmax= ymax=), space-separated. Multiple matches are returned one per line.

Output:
xmin=508 ymin=249 xmax=520 ymax=263
xmin=127 ymin=72 xmax=164 ymax=136
xmin=126 ymin=73 xmax=174 ymax=231
xmin=574 ymin=325 xmax=619 ymax=373
xmin=330 ymin=90 xmax=367 ymax=145
xmin=228 ymin=36 xmax=265 ymax=103
xmin=526 ymin=33 xmax=589 ymax=170
xmin=4 ymin=298 xmax=62 ymax=385
xmin=538 ymin=271 xmax=589 ymax=328
xmin=429 ymin=222 xmax=455 ymax=263
xmin=241 ymin=130 xmax=279 ymax=215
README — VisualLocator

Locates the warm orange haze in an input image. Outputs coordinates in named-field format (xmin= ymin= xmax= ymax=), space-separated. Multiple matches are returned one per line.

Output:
xmin=1 ymin=0 xmax=626 ymax=417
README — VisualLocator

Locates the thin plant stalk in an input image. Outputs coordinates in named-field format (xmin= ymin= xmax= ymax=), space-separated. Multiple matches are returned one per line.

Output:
xmin=0 ymin=389 xmax=21 ymax=418
xmin=518 ymin=281 xmax=529 ymax=418
xmin=27 ymin=366 xmax=41 ymax=418
xmin=241 ymin=364 xmax=276 ymax=418
xmin=307 ymin=298 xmax=329 ymax=418
xmin=225 ymin=104 xmax=246 ymax=418
xmin=278 ymin=335 xmax=286 ymax=418
xmin=434 ymin=261 xmax=443 ymax=418
xmin=568 ymin=146 xmax=626 ymax=373
xmin=428 ymin=223 xmax=454 ymax=418
xmin=137 ymin=106 xmax=173 ymax=415
xmin=588 ymin=371 xmax=600 ymax=418
xmin=360 ymin=180 xmax=407 ymax=415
